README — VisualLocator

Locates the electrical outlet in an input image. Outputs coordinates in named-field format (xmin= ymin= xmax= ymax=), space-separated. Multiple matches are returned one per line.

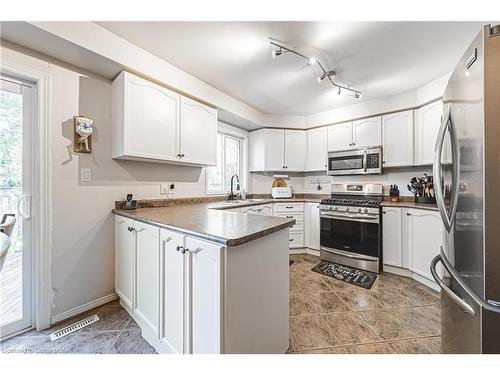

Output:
xmin=160 ymin=184 xmax=168 ymax=195
xmin=80 ymin=168 xmax=91 ymax=182
xmin=168 ymin=183 xmax=175 ymax=195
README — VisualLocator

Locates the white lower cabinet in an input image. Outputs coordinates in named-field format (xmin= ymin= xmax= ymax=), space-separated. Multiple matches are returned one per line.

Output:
xmin=274 ymin=202 xmax=304 ymax=248
xmin=134 ymin=221 xmax=160 ymax=339
xmin=115 ymin=216 xmax=134 ymax=309
xmin=186 ymin=236 xmax=223 ymax=354
xmin=382 ymin=207 xmax=444 ymax=288
xmin=304 ymin=203 xmax=320 ymax=250
xmin=159 ymin=230 xmax=185 ymax=354
xmin=381 ymin=207 xmax=403 ymax=267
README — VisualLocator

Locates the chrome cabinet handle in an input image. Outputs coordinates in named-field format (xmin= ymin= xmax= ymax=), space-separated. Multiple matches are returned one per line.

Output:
xmin=430 ymin=254 xmax=475 ymax=316
xmin=433 ymin=104 xmax=460 ymax=233
xmin=176 ymin=245 xmax=187 ymax=254
xmin=128 ymin=226 xmax=135 ymax=232
xmin=406 ymin=212 xmax=411 ymax=216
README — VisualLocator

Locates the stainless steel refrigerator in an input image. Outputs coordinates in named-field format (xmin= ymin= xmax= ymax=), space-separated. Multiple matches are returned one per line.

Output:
xmin=430 ymin=24 xmax=500 ymax=354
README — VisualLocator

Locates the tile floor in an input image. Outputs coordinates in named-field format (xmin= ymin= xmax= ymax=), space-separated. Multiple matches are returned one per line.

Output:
xmin=0 ymin=300 xmax=155 ymax=354
xmin=1 ymin=253 xmax=441 ymax=354
xmin=287 ymin=254 xmax=441 ymax=354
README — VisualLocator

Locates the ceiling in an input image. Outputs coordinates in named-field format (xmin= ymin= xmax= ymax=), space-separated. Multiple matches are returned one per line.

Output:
xmin=97 ymin=21 xmax=484 ymax=115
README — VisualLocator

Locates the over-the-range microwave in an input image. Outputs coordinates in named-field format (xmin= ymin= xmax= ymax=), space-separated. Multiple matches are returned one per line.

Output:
xmin=327 ymin=146 xmax=383 ymax=176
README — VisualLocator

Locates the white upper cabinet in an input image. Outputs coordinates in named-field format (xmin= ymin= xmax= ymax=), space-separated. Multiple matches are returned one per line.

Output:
xmin=382 ymin=110 xmax=414 ymax=167
xmin=284 ymin=130 xmax=306 ymax=171
xmin=179 ymin=96 xmax=217 ymax=166
xmin=306 ymin=127 xmax=328 ymax=171
xmin=112 ymin=71 xmax=217 ymax=166
xmin=414 ymin=100 xmax=447 ymax=165
xmin=327 ymin=122 xmax=352 ymax=151
xmin=264 ymin=129 xmax=285 ymax=171
xmin=382 ymin=207 xmax=403 ymax=267
xmin=248 ymin=129 xmax=307 ymax=172
xmin=352 ymin=116 xmax=381 ymax=148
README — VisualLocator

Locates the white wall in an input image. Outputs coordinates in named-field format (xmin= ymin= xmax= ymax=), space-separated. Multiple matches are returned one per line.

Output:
xmin=1 ymin=44 xmax=212 ymax=318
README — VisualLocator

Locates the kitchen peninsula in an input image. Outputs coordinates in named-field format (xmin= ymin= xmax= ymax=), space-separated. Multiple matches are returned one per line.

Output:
xmin=112 ymin=198 xmax=296 ymax=354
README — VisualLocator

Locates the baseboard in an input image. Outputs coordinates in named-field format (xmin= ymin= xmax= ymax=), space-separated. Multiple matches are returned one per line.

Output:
xmin=50 ymin=293 xmax=118 ymax=325
xmin=289 ymin=248 xmax=320 ymax=257
xmin=383 ymin=265 xmax=439 ymax=292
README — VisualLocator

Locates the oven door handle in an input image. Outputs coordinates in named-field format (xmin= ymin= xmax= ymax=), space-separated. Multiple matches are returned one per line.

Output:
xmin=363 ymin=150 xmax=368 ymax=173
xmin=320 ymin=213 xmax=379 ymax=223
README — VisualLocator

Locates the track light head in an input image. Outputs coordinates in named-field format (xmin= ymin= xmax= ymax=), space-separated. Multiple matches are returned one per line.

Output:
xmin=354 ymin=91 xmax=362 ymax=99
xmin=272 ymin=48 xmax=286 ymax=59
xmin=337 ymin=87 xmax=342 ymax=96
xmin=318 ymin=70 xmax=336 ymax=83
xmin=308 ymin=57 xmax=317 ymax=66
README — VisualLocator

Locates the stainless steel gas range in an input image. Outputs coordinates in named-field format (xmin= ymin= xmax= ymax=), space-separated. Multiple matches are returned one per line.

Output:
xmin=319 ymin=183 xmax=383 ymax=273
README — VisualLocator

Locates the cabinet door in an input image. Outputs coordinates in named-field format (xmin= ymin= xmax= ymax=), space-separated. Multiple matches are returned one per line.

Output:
xmin=308 ymin=203 xmax=320 ymax=250
xmin=407 ymin=209 xmax=444 ymax=281
xmin=264 ymin=129 xmax=285 ymax=171
xmin=284 ymin=130 xmax=306 ymax=171
xmin=186 ymin=237 xmax=223 ymax=354
xmin=382 ymin=111 xmax=414 ymax=167
xmin=382 ymin=207 xmax=403 ymax=267
xmin=306 ymin=128 xmax=328 ymax=171
xmin=115 ymin=216 xmax=134 ymax=309
xmin=415 ymin=100 xmax=443 ymax=165
xmin=180 ymin=96 xmax=218 ymax=165
xmin=327 ymin=122 xmax=352 ymax=151
xmin=159 ymin=229 xmax=186 ymax=353
xmin=352 ymin=116 xmax=381 ymax=148
xmin=124 ymin=72 xmax=180 ymax=160
xmin=134 ymin=221 xmax=160 ymax=336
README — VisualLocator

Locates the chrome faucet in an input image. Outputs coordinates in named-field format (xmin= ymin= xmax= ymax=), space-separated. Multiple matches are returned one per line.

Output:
xmin=227 ymin=174 xmax=240 ymax=200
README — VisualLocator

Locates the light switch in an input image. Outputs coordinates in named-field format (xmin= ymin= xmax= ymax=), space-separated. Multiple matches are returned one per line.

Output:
xmin=80 ymin=168 xmax=91 ymax=182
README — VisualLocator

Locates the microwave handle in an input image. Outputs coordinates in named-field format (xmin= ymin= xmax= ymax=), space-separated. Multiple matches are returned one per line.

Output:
xmin=363 ymin=151 xmax=368 ymax=173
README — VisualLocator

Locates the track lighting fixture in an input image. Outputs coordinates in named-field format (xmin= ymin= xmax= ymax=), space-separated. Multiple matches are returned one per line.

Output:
xmin=318 ymin=70 xmax=336 ymax=83
xmin=269 ymin=40 xmax=362 ymax=98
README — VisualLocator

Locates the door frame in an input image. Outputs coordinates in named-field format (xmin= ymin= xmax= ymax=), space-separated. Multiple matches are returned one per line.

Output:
xmin=1 ymin=59 xmax=53 ymax=332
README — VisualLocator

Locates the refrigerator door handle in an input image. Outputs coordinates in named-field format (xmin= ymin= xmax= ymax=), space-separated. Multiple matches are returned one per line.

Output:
xmin=430 ymin=254 xmax=476 ymax=316
xmin=437 ymin=247 xmax=500 ymax=314
xmin=433 ymin=103 xmax=460 ymax=233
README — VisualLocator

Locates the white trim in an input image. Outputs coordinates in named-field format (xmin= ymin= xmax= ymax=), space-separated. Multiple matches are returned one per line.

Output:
xmin=383 ymin=264 xmax=440 ymax=292
xmin=289 ymin=248 xmax=320 ymax=257
xmin=0 ymin=59 xmax=53 ymax=331
xmin=50 ymin=293 xmax=118 ymax=325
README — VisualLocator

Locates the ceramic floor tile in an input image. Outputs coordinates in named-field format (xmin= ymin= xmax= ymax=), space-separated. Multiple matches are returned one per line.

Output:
xmin=81 ymin=303 xmax=131 ymax=332
xmin=387 ymin=338 xmax=440 ymax=354
xmin=392 ymin=306 xmax=441 ymax=336
xmin=290 ymin=291 xmax=317 ymax=316
xmin=307 ymin=292 xmax=350 ymax=313
xmin=106 ymin=330 xmax=155 ymax=354
xmin=356 ymin=310 xmax=419 ymax=341
xmin=322 ymin=312 xmax=380 ymax=345
xmin=398 ymin=285 xmax=440 ymax=306
xmin=60 ymin=331 xmax=120 ymax=354
xmin=366 ymin=287 xmax=414 ymax=309
xmin=123 ymin=318 xmax=142 ymax=333
xmin=289 ymin=314 xmax=339 ymax=351
xmin=427 ymin=336 xmax=442 ymax=352
xmin=335 ymin=288 xmax=385 ymax=311
xmin=298 ymin=275 xmax=333 ymax=294
xmin=297 ymin=347 xmax=345 ymax=354
xmin=343 ymin=343 xmax=394 ymax=354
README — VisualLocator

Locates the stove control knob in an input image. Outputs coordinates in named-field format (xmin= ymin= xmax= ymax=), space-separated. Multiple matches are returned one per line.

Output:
xmin=333 ymin=206 xmax=338 ymax=211
xmin=345 ymin=207 xmax=350 ymax=212
xmin=363 ymin=208 xmax=368 ymax=214
xmin=358 ymin=208 xmax=362 ymax=213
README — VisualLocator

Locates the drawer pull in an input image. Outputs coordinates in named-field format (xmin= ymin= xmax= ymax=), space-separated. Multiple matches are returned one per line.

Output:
xmin=286 ymin=216 xmax=293 ymax=218
xmin=285 ymin=206 xmax=293 ymax=209
xmin=289 ymin=238 xmax=294 ymax=242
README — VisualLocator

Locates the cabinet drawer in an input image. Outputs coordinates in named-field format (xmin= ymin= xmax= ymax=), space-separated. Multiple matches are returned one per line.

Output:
xmin=290 ymin=222 xmax=304 ymax=232
xmin=275 ymin=212 xmax=304 ymax=222
xmin=274 ymin=202 xmax=304 ymax=213
xmin=289 ymin=232 xmax=304 ymax=248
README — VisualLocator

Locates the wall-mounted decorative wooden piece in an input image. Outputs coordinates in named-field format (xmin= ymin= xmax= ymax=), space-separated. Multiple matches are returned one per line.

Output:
xmin=73 ymin=115 xmax=93 ymax=153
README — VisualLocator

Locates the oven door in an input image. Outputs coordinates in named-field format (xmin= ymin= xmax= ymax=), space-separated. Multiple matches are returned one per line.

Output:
xmin=320 ymin=213 xmax=380 ymax=260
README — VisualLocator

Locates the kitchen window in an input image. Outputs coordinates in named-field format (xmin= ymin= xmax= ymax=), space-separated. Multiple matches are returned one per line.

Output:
xmin=206 ymin=132 xmax=245 ymax=194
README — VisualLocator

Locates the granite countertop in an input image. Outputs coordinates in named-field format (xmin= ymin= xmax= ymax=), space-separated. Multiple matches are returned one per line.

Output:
xmin=113 ymin=200 xmax=296 ymax=247
xmin=381 ymin=200 xmax=439 ymax=212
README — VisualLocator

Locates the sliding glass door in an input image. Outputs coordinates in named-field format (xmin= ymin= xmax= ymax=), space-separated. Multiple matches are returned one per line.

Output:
xmin=0 ymin=74 xmax=35 ymax=339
